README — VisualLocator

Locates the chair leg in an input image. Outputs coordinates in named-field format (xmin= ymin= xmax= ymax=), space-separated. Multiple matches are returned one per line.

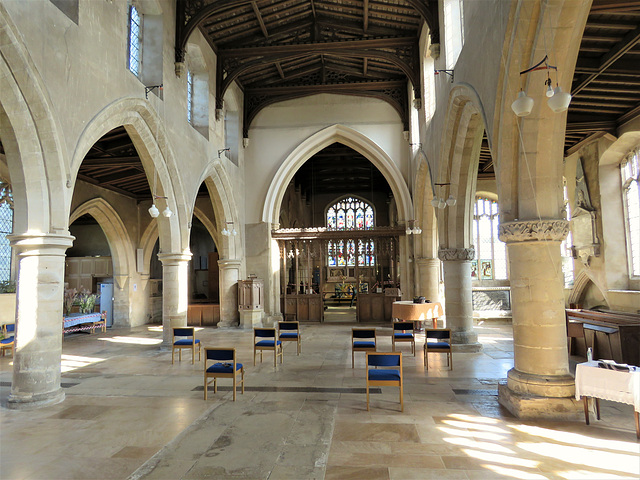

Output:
xmin=172 ymin=348 xmax=175 ymax=365
xmin=192 ymin=345 xmax=195 ymax=365
xmin=232 ymin=377 xmax=236 ymax=401
xmin=400 ymin=384 xmax=403 ymax=412
xmin=274 ymin=348 xmax=277 ymax=367
xmin=204 ymin=375 xmax=208 ymax=400
xmin=253 ymin=347 xmax=256 ymax=366
xmin=352 ymin=350 xmax=354 ymax=368
xmin=366 ymin=383 xmax=370 ymax=411
xmin=214 ymin=378 xmax=217 ymax=394
xmin=241 ymin=368 xmax=245 ymax=395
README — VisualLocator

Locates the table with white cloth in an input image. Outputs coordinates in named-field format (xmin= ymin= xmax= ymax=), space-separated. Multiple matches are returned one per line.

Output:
xmin=574 ymin=361 xmax=640 ymax=439
xmin=391 ymin=301 xmax=444 ymax=330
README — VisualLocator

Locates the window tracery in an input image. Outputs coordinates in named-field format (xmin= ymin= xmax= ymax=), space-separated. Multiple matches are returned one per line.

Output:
xmin=0 ymin=183 xmax=14 ymax=282
xmin=472 ymin=197 xmax=507 ymax=280
xmin=128 ymin=5 xmax=142 ymax=77
xmin=326 ymin=197 xmax=375 ymax=266
xmin=621 ymin=147 xmax=640 ymax=277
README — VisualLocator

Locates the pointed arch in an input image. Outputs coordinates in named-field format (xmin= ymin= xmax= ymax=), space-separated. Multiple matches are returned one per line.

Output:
xmin=437 ymin=84 xmax=488 ymax=249
xmin=413 ymin=156 xmax=438 ymax=258
xmin=70 ymin=98 xmax=188 ymax=254
xmin=0 ymin=4 xmax=68 ymax=233
xmin=262 ymin=124 xmax=413 ymax=225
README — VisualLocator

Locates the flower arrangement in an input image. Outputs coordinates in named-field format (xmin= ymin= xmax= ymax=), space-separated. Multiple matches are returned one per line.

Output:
xmin=77 ymin=288 xmax=100 ymax=314
xmin=63 ymin=284 xmax=78 ymax=316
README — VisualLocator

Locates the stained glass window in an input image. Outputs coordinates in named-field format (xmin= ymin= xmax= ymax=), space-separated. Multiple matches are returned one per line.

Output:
xmin=472 ymin=197 xmax=507 ymax=280
xmin=128 ymin=5 xmax=141 ymax=77
xmin=561 ymin=182 xmax=574 ymax=286
xmin=326 ymin=197 xmax=375 ymax=266
xmin=0 ymin=183 xmax=14 ymax=282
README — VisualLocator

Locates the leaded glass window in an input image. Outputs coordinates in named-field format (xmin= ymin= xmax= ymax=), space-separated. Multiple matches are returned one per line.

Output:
xmin=472 ymin=197 xmax=507 ymax=280
xmin=187 ymin=70 xmax=193 ymax=123
xmin=622 ymin=147 xmax=640 ymax=276
xmin=128 ymin=5 xmax=142 ymax=77
xmin=0 ymin=183 xmax=14 ymax=282
xmin=326 ymin=197 xmax=375 ymax=266
xmin=561 ymin=182 xmax=575 ymax=286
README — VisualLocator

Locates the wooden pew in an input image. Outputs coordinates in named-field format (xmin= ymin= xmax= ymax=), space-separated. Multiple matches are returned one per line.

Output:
xmin=566 ymin=309 xmax=640 ymax=365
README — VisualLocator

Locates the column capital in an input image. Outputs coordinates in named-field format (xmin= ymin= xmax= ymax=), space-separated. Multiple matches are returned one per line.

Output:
xmin=8 ymin=233 xmax=74 ymax=255
xmin=157 ymin=252 xmax=192 ymax=265
xmin=498 ymin=219 xmax=569 ymax=243
xmin=218 ymin=258 xmax=242 ymax=269
xmin=438 ymin=247 xmax=475 ymax=261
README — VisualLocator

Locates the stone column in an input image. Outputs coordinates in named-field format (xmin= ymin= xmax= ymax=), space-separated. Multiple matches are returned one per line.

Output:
xmin=498 ymin=219 xmax=579 ymax=418
xmin=218 ymin=259 xmax=241 ymax=327
xmin=416 ymin=257 xmax=440 ymax=303
xmin=158 ymin=252 xmax=192 ymax=346
xmin=7 ymin=233 xmax=74 ymax=409
xmin=438 ymin=247 xmax=481 ymax=352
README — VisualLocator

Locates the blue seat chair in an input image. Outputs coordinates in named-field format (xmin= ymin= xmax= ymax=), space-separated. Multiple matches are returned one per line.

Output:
xmin=366 ymin=352 xmax=403 ymax=412
xmin=204 ymin=347 xmax=244 ymax=401
xmin=278 ymin=320 xmax=301 ymax=355
xmin=352 ymin=328 xmax=377 ymax=368
xmin=424 ymin=328 xmax=452 ymax=370
xmin=1 ymin=323 xmax=15 ymax=357
xmin=172 ymin=327 xmax=201 ymax=364
xmin=392 ymin=321 xmax=415 ymax=356
xmin=254 ymin=327 xmax=283 ymax=367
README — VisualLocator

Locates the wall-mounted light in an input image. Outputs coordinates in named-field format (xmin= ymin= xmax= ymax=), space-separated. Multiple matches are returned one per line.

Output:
xmin=435 ymin=69 xmax=454 ymax=82
xmin=145 ymin=84 xmax=163 ymax=99
xmin=431 ymin=182 xmax=456 ymax=209
xmin=221 ymin=221 xmax=237 ymax=236
xmin=149 ymin=195 xmax=172 ymax=218
xmin=218 ymin=147 xmax=231 ymax=158
xmin=511 ymin=55 xmax=571 ymax=117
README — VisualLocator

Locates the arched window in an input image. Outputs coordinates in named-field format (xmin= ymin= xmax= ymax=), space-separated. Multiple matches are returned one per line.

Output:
xmin=0 ymin=183 xmax=14 ymax=282
xmin=561 ymin=181 xmax=575 ymax=286
xmin=621 ymin=146 xmax=640 ymax=276
xmin=127 ymin=5 xmax=142 ymax=76
xmin=327 ymin=197 xmax=375 ymax=266
xmin=186 ymin=70 xmax=193 ymax=123
xmin=472 ymin=197 xmax=507 ymax=280
xmin=444 ymin=0 xmax=464 ymax=70
xmin=423 ymin=49 xmax=436 ymax=124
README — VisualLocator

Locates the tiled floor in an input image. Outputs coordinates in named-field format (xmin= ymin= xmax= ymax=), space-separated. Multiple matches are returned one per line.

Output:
xmin=0 ymin=322 xmax=638 ymax=480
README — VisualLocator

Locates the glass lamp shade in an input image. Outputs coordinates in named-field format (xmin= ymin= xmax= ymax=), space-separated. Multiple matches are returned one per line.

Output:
xmin=231 ymin=228 xmax=238 ymax=236
xmin=414 ymin=227 xmax=422 ymax=234
xmin=437 ymin=199 xmax=446 ymax=209
xmin=446 ymin=194 xmax=457 ymax=206
xmin=548 ymin=86 xmax=572 ymax=113
xmin=431 ymin=197 xmax=440 ymax=207
xmin=406 ymin=227 xmax=412 ymax=235
xmin=511 ymin=91 xmax=534 ymax=117
xmin=221 ymin=228 xmax=229 ymax=236
xmin=162 ymin=206 xmax=173 ymax=217
xmin=148 ymin=204 xmax=160 ymax=218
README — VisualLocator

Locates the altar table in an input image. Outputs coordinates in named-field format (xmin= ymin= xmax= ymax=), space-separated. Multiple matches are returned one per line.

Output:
xmin=575 ymin=361 xmax=640 ymax=439
xmin=63 ymin=312 xmax=106 ymax=334
xmin=392 ymin=301 xmax=443 ymax=330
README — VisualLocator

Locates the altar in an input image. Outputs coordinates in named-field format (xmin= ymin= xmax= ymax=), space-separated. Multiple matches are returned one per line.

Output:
xmin=392 ymin=301 xmax=444 ymax=330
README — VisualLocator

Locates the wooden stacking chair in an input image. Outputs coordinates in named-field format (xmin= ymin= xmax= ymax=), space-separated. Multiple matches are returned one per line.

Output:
xmin=254 ymin=327 xmax=283 ymax=367
xmin=392 ymin=321 xmax=415 ymax=356
xmin=366 ymin=352 xmax=403 ymax=412
xmin=424 ymin=328 xmax=452 ymax=370
xmin=352 ymin=328 xmax=377 ymax=368
xmin=172 ymin=327 xmax=201 ymax=364
xmin=1 ymin=323 xmax=15 ymax=357
xmin=278 ymin=320 xmax=301 ymax=355
xmin=204 ymin=347 xmax=244 ymax=401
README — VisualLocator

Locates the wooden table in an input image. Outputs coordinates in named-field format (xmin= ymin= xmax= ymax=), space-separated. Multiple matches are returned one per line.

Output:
xmin=575 ymin=361 xmax=640 ymax=439
xmin=391 ymin=301 xmax=443 ymax=330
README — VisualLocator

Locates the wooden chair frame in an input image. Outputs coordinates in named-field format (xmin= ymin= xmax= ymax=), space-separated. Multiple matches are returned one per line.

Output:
xmin=366 ymin=352 xmax=403 ymax=412
xmin=1 ymin=323 xmax=15 ymax=357
xmin=278 ymin=320 xmax=301 ymax=355
xmin=392 ymin=321 xmax=415 ymax=356
xmin=172 ymin=327 xmax=201 ymax=364
xmin=352 ymin=328 xmax=377 ymax=368
xmin=254 ymin=328 xmax=283 ymax=367
xmin=204 ymin=347 xmax=244 ymax=401
xmin=423 ymin=328 xmax=452 ymax=370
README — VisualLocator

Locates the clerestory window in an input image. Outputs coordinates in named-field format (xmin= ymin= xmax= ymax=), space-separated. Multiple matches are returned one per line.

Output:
xmin=561 ymin=181 xmax=574 ymax=286
xmin=621 ymin=146 xmax=640 ymax=277
xmin=326 ymin=197 xmax=375 ymax=267
xmin=187 ymin=70 xmax=193 ymax=123
xmin=443 ymin=0 xmax=464 ymax=70
xmin=128 ymin=5 xmax=142 ymax=76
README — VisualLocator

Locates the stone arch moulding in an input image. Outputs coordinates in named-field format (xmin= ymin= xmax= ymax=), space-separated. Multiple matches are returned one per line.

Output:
xmin=262 ymin=124 xmax=413 ymax=225
xmin=0 ymin=4 xmax=69 ymax=233
xmin=194 ymin=160 xmax=243 ymax=260
xmin=139 ymin=220 xmax=159 ymax=279
xmin=568 ymin=269 xmax=609 ymax=309
xmin=70 ymin=98 xmax=188 ymax=254
xmin=413 ymin=155 xmax=438 ymax=259
xmin=437 ymin=84 xmax=488 ymax=249
xmin=69 ymin=198 xmax=136 ymax=287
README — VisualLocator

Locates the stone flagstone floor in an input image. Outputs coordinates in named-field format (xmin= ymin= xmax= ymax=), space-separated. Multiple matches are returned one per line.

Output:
xmin=1 ymin=322 xmax=638 ymax=479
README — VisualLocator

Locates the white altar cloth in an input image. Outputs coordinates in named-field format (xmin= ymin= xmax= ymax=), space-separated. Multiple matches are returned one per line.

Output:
xmin=575 ymin=361 xmax=640 ymax=412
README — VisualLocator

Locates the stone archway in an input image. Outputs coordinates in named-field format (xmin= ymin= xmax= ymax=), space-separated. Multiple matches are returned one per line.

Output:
xmin=70 ymin=198 xmax=136 ymax=326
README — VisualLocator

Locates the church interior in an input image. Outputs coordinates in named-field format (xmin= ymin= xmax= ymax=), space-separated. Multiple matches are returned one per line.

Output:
xmin=0 ymin=0 xmax=639 ymax=478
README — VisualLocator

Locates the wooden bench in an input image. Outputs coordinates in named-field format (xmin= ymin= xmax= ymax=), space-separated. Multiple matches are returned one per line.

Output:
xmin=566 ymin=309 xmax=640 ymax=365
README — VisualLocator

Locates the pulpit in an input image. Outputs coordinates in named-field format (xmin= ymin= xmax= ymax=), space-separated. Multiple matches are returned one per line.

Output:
xmin=238 ymin=275 xmax=264 ymax=328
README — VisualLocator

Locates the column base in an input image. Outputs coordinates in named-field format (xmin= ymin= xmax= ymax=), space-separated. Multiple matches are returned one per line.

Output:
xmin=506 ymin=367 xmax=575 ymax=397
xmin=498 ymin=382 xmax=582 ymax=420
xmin=451 ymin=330 xmax=482 ymax=352
xmin=7 ymin=388 xmax=65 ymax=410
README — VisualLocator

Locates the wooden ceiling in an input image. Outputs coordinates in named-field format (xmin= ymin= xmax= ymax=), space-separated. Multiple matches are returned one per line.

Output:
xmin=176 ymin=0 xmax=438 ymax=136
xmin=565 ymin=0 xmax=640 ymax=151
